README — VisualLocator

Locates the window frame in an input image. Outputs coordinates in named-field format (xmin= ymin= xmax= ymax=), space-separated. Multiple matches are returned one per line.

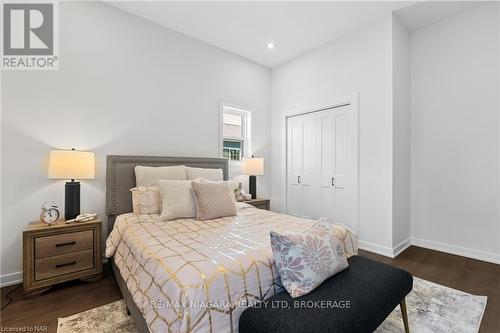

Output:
xmin=219 ymin=103 xmax=252 ymax=165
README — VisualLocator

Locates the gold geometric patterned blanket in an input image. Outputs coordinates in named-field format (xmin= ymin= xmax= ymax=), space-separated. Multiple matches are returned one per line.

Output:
xmin=105 ymin=204 xmax=358 ymax=333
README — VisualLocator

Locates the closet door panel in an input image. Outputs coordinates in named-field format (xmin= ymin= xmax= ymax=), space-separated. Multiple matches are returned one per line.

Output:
xmin=317 ymin=112 xmax=335 ymax=222
xmin=286 ymin=117 xmax=303 ymax=216
xmin=300 ymin=115 xmax=317 ymax=218
xmin=334 ymin=113 xmax=347 ymax=188
xmin=333 ymin=110 xmax=348 ymax=224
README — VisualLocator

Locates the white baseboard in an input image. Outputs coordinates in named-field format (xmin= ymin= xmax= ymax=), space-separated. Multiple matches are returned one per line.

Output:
xmin=358 ymin=240 xmax=394 ymax=257
xmin=0 ymin=271 xmax=22 ymax=288
xmin=359 ymin=238 xmax=412 ymax=258
xmin=393 ymin=238 xmax=412 ymax=257
xmin=411 ymin=237 xmax=500 ymax=265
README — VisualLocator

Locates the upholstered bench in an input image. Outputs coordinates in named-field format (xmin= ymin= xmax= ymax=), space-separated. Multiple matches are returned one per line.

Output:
xmin=239 ymin=256 xmax=413 ymax=333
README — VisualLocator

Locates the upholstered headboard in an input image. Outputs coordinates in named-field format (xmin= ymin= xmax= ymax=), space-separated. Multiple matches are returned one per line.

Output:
xmin=105 ymin=155 xmax=228 ymax=234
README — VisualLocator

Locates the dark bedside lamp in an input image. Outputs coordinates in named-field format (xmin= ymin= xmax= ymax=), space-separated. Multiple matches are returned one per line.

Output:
xmin=47 ymin=149 xmax=95 ymax=220
xmin=241 ymin=156 xmax=264 ymax=199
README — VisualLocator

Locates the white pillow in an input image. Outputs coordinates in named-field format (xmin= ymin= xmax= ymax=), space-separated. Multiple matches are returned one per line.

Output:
xmin=193 ymin=177 xmax=236 ymax=204
xmin=158 ymin=180 xmax=197 ymax=220
xmin=186 ymin=167 xmax=223 ymax=181
xmin=135 ymin=165 xmax=186 ymax=186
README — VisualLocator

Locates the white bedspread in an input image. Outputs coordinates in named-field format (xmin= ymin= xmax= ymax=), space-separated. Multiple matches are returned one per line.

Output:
xmin=106 ymin=204 xmax=358 ymax=333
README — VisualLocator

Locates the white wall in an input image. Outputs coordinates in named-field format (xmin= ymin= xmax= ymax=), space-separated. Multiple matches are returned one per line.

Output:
xmin=0 ymin=2 xmax=271 ymax=285
xmin=411 ymin=3 xmax=500 ymax=262
xmin=271 ymin=17 xmax=396 ymax=253
xmin=392 ymin=16 xmax=412 ymax=251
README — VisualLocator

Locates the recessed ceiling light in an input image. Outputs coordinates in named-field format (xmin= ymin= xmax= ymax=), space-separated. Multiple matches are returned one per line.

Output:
xmin=265 ymin=42 xmax=276 ymax=49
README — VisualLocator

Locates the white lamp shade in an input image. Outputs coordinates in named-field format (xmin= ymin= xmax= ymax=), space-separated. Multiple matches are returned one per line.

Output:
xmin=241 ymin=157 xmax=264 ymax=176
xmin=47 ymin=150 xmax=95 ymax=179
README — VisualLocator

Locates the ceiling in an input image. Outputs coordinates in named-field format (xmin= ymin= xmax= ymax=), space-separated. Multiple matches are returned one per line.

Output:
xmin=108 ymin=1 xmax=484 ymax=68
xmin=394 ymin=1 xmax=483 ymax=31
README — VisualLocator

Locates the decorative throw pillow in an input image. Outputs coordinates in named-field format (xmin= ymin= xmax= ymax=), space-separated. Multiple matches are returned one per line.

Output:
xmin=158 ymin=180 xmax=197 ymax=221
xmin=192 ymin=177 xmax=237 ymax=204
xmin=316 ymin=218 xmax=359 ymax=258
xmin=186 ymin=167 xmax=223 ymax=181
xmin=191 ymin=182 xmax=237 ymax=221
xmin=270 ymin=222 xmax=349 ymax=298
xmin=135 ymin=165 xmax=187 ymax=186
xmin=130 ymin=186 xmax=161 ymax=214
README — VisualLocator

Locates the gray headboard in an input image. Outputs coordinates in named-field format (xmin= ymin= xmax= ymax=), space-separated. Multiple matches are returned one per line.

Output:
xmin=105 ymin=155 xmax=228 ymax=234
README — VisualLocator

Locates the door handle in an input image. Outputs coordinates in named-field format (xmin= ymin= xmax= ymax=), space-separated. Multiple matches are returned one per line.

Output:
xmin=332 ymin=177 xmax=335 ymax=186
xmin=298 ymin=176 xmax=301 ymax=184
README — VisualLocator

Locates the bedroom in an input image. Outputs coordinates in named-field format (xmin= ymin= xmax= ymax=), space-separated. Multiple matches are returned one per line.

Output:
xmin=1 ymin=1 xmax=499 ymax=332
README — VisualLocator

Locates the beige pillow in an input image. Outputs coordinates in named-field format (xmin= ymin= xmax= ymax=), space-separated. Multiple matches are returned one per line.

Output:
xmin=135 ymin=165 xmax=186 ymax=186
xmin=158 ymin=180 xmax=197 ymax=221
xmin=186 ymin=167 xmax=223 ymax=181
xmin=130 ymin=186 xmax=161 ymax=214
xmin=193 ymin=177 xmax=236 ymax=204
xmin=191 ymin=182 xmax=237 ymax=221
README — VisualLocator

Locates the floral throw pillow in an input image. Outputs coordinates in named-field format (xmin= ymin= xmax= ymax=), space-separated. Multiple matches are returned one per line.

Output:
xmin=270 ymin=223 xmax=349 ymax=298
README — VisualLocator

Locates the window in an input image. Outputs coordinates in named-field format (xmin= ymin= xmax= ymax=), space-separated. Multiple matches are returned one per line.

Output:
xmin=221 ymin=105 xmax=251 ymax=163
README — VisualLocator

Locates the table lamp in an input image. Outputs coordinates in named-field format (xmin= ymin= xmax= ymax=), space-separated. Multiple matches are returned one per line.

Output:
xmin=48 ymin=149 xmax=95 ymax=220
xmin=241 ymin=156 xmax=264 ymax=199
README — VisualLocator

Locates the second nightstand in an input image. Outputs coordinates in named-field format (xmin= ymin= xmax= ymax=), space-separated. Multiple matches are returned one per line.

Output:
xmin=244 ymin=198 xmax=270 ymax=210
xmin=23 ymin=218 xmax=103 ymax=296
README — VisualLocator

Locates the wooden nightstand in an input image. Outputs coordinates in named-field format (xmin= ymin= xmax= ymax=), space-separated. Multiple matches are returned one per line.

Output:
xmin=245 ymin=198 xmax=270 ymax=210
xmin=23 ymin=217 xmax=103 ymax=296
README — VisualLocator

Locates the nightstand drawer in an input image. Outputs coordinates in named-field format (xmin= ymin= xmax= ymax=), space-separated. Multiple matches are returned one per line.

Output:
xmin=35 ymin=249 xmax=94 ymax=281
xmin=35 ymin=230 xmax=93 ymax=259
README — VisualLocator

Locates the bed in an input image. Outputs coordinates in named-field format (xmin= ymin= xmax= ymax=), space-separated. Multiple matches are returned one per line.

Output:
xmin=105 ymin=155 xmax=358 ymax=333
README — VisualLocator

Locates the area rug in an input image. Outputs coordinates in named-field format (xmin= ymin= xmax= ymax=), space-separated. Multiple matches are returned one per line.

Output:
xmin=57 ymin=277 xmax=487 ymax=333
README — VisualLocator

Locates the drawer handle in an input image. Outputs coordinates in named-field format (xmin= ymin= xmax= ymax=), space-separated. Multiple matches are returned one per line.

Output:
xmin=56 ymin=241 xmax=76 ymax=247
xmin=56 ymin=261 xmax=76 ymax=268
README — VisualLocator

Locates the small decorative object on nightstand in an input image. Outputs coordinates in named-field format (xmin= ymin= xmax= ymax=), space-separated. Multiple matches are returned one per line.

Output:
xmin=23 ymin=217 xmax=103 ymax=297
xmin=245 ymin=198 xmax=270 ymax=211
xmin=40 ymin=201 xmax=60 ymax=225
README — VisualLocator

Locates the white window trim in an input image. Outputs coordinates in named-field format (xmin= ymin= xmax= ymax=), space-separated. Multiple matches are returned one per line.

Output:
xmin=219 ymin=102 xmax=252 ymax=166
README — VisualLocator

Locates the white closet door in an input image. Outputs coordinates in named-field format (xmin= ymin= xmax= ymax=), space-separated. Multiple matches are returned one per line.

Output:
xmin=286 ymin=116 xmax=302 ymax=216
xmin=332 ymin=107 xmax=350 ymax=226
xmin=286 ymin=104 xmax=356 ymax=232
xmin=315 ymin=106 xmax=351 ymax=227
xmin=300 ymin=114 xmax=317 ymax=219
xmin=316 ymin=109 xmax=335 ymax=222
xmin=286 ymin=113 xmax=316 ymax=218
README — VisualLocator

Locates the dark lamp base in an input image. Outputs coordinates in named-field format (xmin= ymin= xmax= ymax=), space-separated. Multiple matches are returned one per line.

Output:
xmin=65 ymin=181 xmax=80 ymax=220
xmin=249 ymin=175 xmax=257 ymax=199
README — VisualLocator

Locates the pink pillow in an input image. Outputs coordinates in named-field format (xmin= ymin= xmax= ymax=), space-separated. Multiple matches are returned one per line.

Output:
xmin=191 ymin=182 xmax=237 ymax=221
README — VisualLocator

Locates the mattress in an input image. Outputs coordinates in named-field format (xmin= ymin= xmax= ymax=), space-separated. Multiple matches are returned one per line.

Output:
xmin=105 ymin=203 xmax=358 ymax=333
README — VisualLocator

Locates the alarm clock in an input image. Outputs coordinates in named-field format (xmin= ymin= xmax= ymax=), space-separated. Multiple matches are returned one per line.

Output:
xmin=40 ymin=201 xmax=60 ymax=225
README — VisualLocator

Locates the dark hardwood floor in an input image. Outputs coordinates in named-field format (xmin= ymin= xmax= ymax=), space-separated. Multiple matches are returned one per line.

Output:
xmin=361 ymin=246 xmax=500 ymax=332
xmin=1 ymin=246 xmax=499 ymax=332
xmin=0 ymin=264 xmax=122 ymax=333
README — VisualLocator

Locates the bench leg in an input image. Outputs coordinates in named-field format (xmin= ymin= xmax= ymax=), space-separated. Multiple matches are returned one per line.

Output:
xmin=400 ymin=298 xmax=410 ymax=333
